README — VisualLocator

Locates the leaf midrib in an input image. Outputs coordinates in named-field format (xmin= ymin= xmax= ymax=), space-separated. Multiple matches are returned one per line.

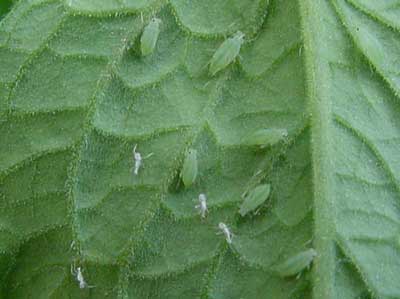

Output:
xmin=298 ymin=0 xmax=336 ymax=298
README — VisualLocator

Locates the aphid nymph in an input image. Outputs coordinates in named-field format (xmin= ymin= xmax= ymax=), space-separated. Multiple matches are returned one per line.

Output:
xmin=132 ymin=144 xmax=153 ymax=176
xmin=71 ymin=265 xmax=94 ymax=289
xmin=195 ymin=193 xmax=208 ymax=218
xmin=274 ymin=248 xmax=317 ymax=278
xmin=209 ymin=31 xmax=245 ymax=76
xmin=244 ymin=128 xmax=288 ymax=148
xmin=239 ymin=184 xmax=271 ymax=216
xmin=218 ymin=222 xmax=233 ymax=244
xmin=140 ymin=17 xmax=162 ymax=56
xmin=181 ymin=148 xmax=198 ymax=187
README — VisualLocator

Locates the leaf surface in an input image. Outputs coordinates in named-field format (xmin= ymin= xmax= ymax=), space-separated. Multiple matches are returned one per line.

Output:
xmin=0 ymin=0 xmax=399 ymax=298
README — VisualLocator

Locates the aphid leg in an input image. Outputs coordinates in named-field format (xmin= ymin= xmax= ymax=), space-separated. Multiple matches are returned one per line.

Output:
xmin=175 ymin=177 xmax=182 ymax=190
xmin=254 ymin=169 xmax=263 ymax=177
xmin=71 ymin=264 xmax=76 ymax=276
xmin=141 ymin=12 xmax=144 ymax=23
xmin=303 ymin=238 xmax=314 ymax=247
xmin=143 ymin=153 xmax=154 ymax=159
xmin=203 ymin=81 xmax=211 ymax=89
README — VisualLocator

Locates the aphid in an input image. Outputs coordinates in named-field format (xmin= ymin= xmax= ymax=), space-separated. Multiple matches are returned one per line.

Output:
xmin=140 ymin=17 xmax=162 ymax=56
xmin=239 ymin=184 xmax=271 ymax=216
xmin=273 ymin=248 xmax=317 ymax=278
xmin=71 ymin=265 xmax=94 ymax=289
xmin=195 ymin=193 xmax=208 ymax=218
xmin=218 ymin=222 xmax=233 ymax=244
xmin=132 ymin=144 xmax=153 ymax=176
xmin=181 ymin=149 xmax=198 ymax=187
xmin=209 ymin=31 xmax=245 ymax=76
xmin=244 ymin=128 xmax=288 ymax=148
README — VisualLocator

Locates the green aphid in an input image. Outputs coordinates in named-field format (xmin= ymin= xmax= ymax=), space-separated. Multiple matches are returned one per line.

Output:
xmin=274 ymin=248 xmax=317 ymax=278
xmin=209 ymin=31 xmax=245 ymax=76
xmin=181 ymin=149 xmax=198 ymax=187
xmin=140 ymin=17 xmax=161 ymax=56
xmin=244 ymin=128 xmax=288 ymax=148
xmin=239 ymin=184 xmax=271 ymax=216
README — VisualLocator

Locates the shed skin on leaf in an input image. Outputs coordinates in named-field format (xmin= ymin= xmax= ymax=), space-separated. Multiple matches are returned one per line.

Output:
xmin=181 ymin=148 xmax=198 ymax=187
xmin=140 ymin=17 xmax=161 ymax=56
xmin=274 ymin=248 xmax=317 ymax=278
xmin=209 ymin=31 xmax=245 ymax=76
xmin=239 ymin=184 xmax=271 ymax=216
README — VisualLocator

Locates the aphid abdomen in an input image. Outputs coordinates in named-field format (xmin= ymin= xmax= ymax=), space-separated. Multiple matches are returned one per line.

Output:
xmin=209 ymin=31 xmax=244 ymax=76
xmin=209 ymin=43 xmax=238 ymax=75
xmin=244 ymin=128 xmax=288 ymax=148
xmin=239 ymin=184 xmax=271 ymax=216
xmin=140 ymin=18 xmax=161 ymax=56
xmin=181 ymin=149 xmax=198 ymax=187
xmin=274 ymin=248 xmax=317 ymax=278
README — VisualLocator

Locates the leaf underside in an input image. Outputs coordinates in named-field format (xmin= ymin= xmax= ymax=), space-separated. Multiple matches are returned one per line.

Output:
xmin=0 ymin=0 xmax=399 ymax=298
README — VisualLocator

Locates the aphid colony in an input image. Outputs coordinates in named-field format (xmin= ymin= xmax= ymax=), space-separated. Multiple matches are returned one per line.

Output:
xmin=126 ymin=130 xmax=316 ymax=280
xmin=139 ymin=17 xmax=244 ymax=75
xmin=67 ymin=20 xmax=317 ymax=289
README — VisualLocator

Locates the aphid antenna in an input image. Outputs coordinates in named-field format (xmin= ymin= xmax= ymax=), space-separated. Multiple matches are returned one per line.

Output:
xmin=133 ymin=145 xmax=153 ymax=158
xmin=235 ymin=31 xmax=245 ymax=39
xmin=203 ymin=80 xmax=213 ymax=89
xmin=227 ymin=22 xmax=237 ymax=29
xmin=302 ymin=238 xmax=314 ymax=247
xmin=244 ymin=34 xmax=261 ymax=44
xmin=204 ymin=47 xmax=218 ymax=53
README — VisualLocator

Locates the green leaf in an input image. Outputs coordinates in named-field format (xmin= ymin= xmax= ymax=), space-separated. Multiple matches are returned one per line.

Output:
xmin=0 ymin=0 xmax=399 ymax=298
xmin=0 ymin=0 xmax=14 ymax=21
